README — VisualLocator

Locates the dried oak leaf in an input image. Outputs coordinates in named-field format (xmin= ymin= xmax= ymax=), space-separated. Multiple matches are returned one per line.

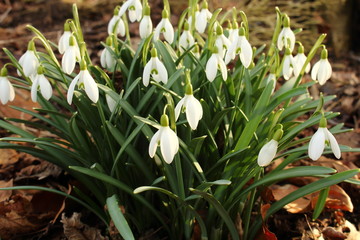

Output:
xmin=0 ymin=179 xmax=13 ymax=202
xmin=311 ymin=185 xmax=354 ymax=212
xmin=61 ymin=212 xmax=108 ymax=240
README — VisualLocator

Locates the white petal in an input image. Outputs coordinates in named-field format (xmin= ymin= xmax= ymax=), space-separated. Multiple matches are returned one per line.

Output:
xmin=153 ymin=20 xmax=163 ymax=42
xmin=311 ymin=61 xmax=320 ymax=81
xmin=285 ymin=28 xmax=295 ymax=52
xmin=185 ymin=95 xmax=203 ymax=130
xmin=117 ymin=18 xmax=126 ymax=37
xmin=30 ymin=75 xmax=39 ymax=102
xmin=118 ymin=0 xmax=133 ymax=17
xmin=225 ymin=38 xmax=238 ymax=64
xmin=82 ymin=70 xmax=99 ymax=103
xmin=8 ymin=80 xmax=15 ymax=102
xmin=134 ymin=0 xmax=143 ymax=21
xmin=140 ymin=16 xmax=153 ymax=39
xmin=160 ymin=127 xmax=179 ymax=164
xmin=325 ymin=129 xmax=341 ymax=159
xmin=106 ymin=94 xmax=117 ymax=112
xmin=128 ymin=10 xmax=137 ymax=23
xmin=206 ymin=54 xmax=218 ymax=82
xmin=62 ymin=47 xmax=76 ymax=74
xmin=257 ymin=139 xmax=278 ymax=167
xmin=22 ymin=51 xmax=39 ymax=77
xmin=163 ymin=19 xmax=174 ymax=44
xmin=174 ymin=97 xmax=185 ymax=121
xmin=100 ymin=49 xmax=107 ymax=68
xmin=0 ymin=77 xmax=11 ymax=104
xmin=38 ymin=74 xmax=52 ymax=100
xmin=282 ymin=55 xmax=293 ymax=80
xmin=59 ymin=31 xmax=71 ymax=54
xmin=239 ymin=37 xmax=253 ymax=68
xmin=142 ymin=59 xmax=153 ymax=86
xmin=308 ymin=128 xmax=326 ymax=161
xmin=149 ymin=129 xmax=161 ymax=158
xmin=67 ymin=74 xmax=80 ymax=104
xmin=318 ymin=59 xmax=332 ymax=85
xmin=277 ymin=29 xmax=285 ymax=50
xmin=155 ymin=58 xmax=168 ymax=84
xmin=196 ymin=11 xmax=207 ymax=33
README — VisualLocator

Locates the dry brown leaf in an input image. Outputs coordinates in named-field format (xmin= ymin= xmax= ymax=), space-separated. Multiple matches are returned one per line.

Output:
xmin=0 ymin=179 xmax=13 ymax=202
xmin=322 ymin=227 xmax=347 ymax=240
xmin=15 ymin=160 xmax=62 ymax=180
xmin=0 ymin=148 xmax=19 ymax=165
xmin=311 ymin=185 xmax=354 ymax=212
xmin=270 ymin=184 xmax=312 ymax=213
xmin=61 ymin=212 xmax=108 ymax=240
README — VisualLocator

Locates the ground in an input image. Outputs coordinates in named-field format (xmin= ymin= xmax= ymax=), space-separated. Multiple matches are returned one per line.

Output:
xmin=0 ymin=0 xmax=360 ymax=239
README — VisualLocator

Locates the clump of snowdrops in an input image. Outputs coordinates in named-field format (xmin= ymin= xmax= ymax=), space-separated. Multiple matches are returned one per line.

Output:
xmin=1 ymin=0 xmax=359 ymax=239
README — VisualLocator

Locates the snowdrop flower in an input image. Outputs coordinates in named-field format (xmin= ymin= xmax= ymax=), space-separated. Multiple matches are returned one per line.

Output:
xmin=225 ymin=27 xmax=253 ymax=68
xmin=154 ymin=9 xmax=174 ymax=44
xmin=277 ymin=14 xmax=295 ymax=52
xmin=308 ymin=117 xmax=341 ymax=161
xmin=108 ymin=6 xmax=126 ymax=37
xmin=227 ymin=21 xmax=238 ymax=43
xmin=58 ymin=22 xmax=72 ymax=54
xmin=214 ymin=25 xmax=231 ymax=58
xmin=175 ymin=82 xmax=203 ymax=130
xmin=282 ymin=48 xmax=296 ymax=80
xmin=139 ymin=4 xmax=153 ymax=39
xmin=149 ymin=114 xmax=179 ymax=164
xmin=67 ymin=60 xmax=99 ymax=104
xmin=206 ymin=47 xmax=227 ymax=82
xmin=143 ymin=48 xmax=168 ymax=87
xmin=257 ymin=128 xmax=283 ymax=167
xmin=0 ymin=67 xmax=15 ymax=105
xmin=100 ymin=37 xmax=116 ymax=70
xmin=106 ymin=94 xmax=117 ymax=112
xmin=179 ymin=22 xmax=195 ymax=53
xmin=62 ymin=35 xmax=81 ymax=75
xmin=18 ymin=40 xmax=40 ymax=77
xmin=311 ymin=48 xmax=332 ymax=85
xmin=195 ymin=0 xmax=212 ymax=33
xmin=261 ymin=66 xmax=277 ymax=94
xmin=30 ymin=66 xmax=52 ymax=102
xmin=119 ymin=0 xmax=142 ymax=23
xmin=187 ymin=4 xmax=200 ymax=28
xmin=293 ymin=44 xmax=310 ymax=76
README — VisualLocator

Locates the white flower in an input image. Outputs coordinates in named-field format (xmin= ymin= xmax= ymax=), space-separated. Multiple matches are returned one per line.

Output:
xmin=179 ymin=22 xmax=195 ymax=53
xmin=153 ymin=10 xmax=174 ymax=44
xmin=187 ymin=8 xmax=200 ymax=29
xmin=143 ymin=48 xmax=168 ymax=86
xmin=62 ymin=36 xmax=81 ymax=75
xmin=225 ymin=27 xmax=252 ymax=68
xmin=139 ymin=15 xmax=153 ymax=39
xmin=107 ymin=15 xmax=126 ymax=37
xmin=67 ymin=65 xmax=99 ymax=104
xmin=311 ymin=48 xmax=332 ymax=85
xmin=308 ymin=126 xmax=341 ymax=161
xmin=119 ymin=0 xmax=143 ymax=23
xmin=149 ymin=115 xmax=179 ymax=164
xmin=206 ymin=50 xmax=227 ymax=82
xmin=0 ymin=70 xmax=15 ymax=105
xmin=30 ymin=72 xmax=52 ymax=102
xmin=106 ymin=94 xmax=117 ymax=112
xmin=100 ymin=47 xmax=116 ymax=70
xmin=277 ymin=15 xmax=295 ymax=52
xmin=227 ymin=22 xmax=238 ymax=43
xmin=18 ymin=41 xmax=39 ymax=77
xmin=293 ymin=52 xmax=310 ymax=76
xmin=58 ymin=31 xmax=72 ymax=54
xmin=282 ymin=50 xmax=295 ymax=80
xmin=257 ymin=139 xmax=279 ymax=167
xmin=195 ymin=2 xmax=212 ymax=33
xmin=214 ymin=26 xmax=231 ymax=58
xmin=175 ymin=91 xmax=203 ymax=130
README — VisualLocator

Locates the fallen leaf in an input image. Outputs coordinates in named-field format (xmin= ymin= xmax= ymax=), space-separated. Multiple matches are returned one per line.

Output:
xmin=61 ymin=212 xmax=108 ymax=240
xmin=311 ymin=185 xmax=354 ymax=212
xmin=322 ymin=227 xmax=347 ymax=240
xmin=0 ymin=179 xmax=13 ymax=202
xmin=15 ymin=160 xmax=62 ymax=180
xmin=270 ymin=184 xmax=311 ymax=213
xmin=0 ymin=148 xmax=19 ymax=165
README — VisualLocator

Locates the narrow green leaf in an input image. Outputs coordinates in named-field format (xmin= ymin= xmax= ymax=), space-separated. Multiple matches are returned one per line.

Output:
xmin=312 ymin=186 xmax=330 ymax=220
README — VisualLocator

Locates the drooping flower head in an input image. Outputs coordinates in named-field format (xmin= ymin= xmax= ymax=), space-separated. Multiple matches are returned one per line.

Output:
xmin=62 ymin=35 xmax=81 ymax=75
xmin=179 ymin=21 xmax=195 ymax=53
xmin=0 ymin=67 xmax=15 ymax=105
xmin=149 ymin=114 xmax=179 ymax=164
xmin=154 ymin=9 xmax=174 ymax=44
xmin=214 ymin=25 xmax=231 ymax=58
xmin=311 ymin=48 xmax=332 ymax=85
xmin=100 ymin=36 xmax=116 ymax=71
xmin=282 ymin=48 xmax=296 ymax=80
xmin=108 ymin=6 xmax=126 ymax=37
xmin=257 ymin=127 xmax=283 ymax=167
xmin=119 ymin=0 xmax=143 ymax=23
xmin=143 ymin=48 xmax=168 ymax=86
xmin=308 ymin=117 xmax=341 ymax=161
xmin=139 ymin=4 xmax=153 ymax=39
xmin=175 ymin=74 xmax=203 ymax=130
xmin=277 ymin=14 xmax=295 ymax=52
xmin=195 ymin=0 xmax=212 ymax=34
xmin=67 ymin=60 xmax=99 ymax=104
xmin=30 ymin=65 xmax=53 ymax=102
xmin=206 ymin=46 xmax=227 ymax=82
xmin=225 ymin=27 xmax=253 ymax=68
xmin=18 ymin=40 xmax=40 ymax=77
xmin=293 ymin=43 xmax=310 ymax=77
xmin=58 ymin=21 xmax=72 ymax=54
